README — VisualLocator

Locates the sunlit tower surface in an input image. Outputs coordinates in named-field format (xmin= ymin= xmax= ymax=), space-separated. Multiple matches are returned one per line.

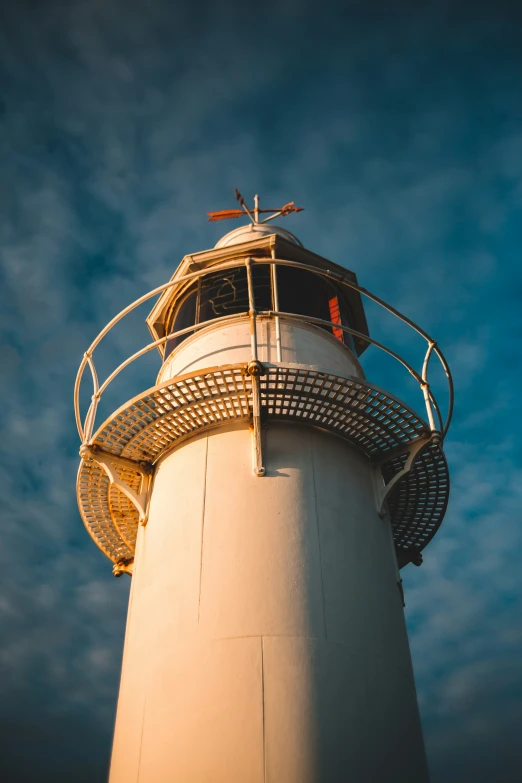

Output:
xmin=75 ymin=193 xmax=453 ymax=782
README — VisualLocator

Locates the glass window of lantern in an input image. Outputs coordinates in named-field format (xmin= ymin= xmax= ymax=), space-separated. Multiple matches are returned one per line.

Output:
xmin=198 ymin=267 xmax=249 ymax=323
xmin=165 ymin=265 xmax=272 ymax=358
xmin=164 ymin=263 xmax=355 ymax=360
xmin=251 ymin=264 xmax=272 ymax=311
xmin=276 ymin=265 xmax=355 ymax=351
xmin=164 ymin=287 xmax=198 ymax=359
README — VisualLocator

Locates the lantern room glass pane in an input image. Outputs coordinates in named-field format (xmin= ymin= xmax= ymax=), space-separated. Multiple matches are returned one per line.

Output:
xmin=251 ymin=264 xmax=272 ymax=311
xmin=198 ymin=267 xmax=249 ymax=323
xmin=164 ymin=288 xmax=197 ymax=359
xmin=277 ymin=266 xmax=355 ymax=351
xmin=197 ymin=264 xmax=271 ymax=323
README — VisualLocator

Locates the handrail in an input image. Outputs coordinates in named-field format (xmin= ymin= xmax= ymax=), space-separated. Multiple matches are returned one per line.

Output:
xmin=266 ymin=310 xmax=422 ymax=383
xmin=74 ymin=256 xmax=453 ymax=445
xmin=96 ymin=311 xmax=249 ymax=399
xmin=73 ymin=259 xmax=252 ymax=437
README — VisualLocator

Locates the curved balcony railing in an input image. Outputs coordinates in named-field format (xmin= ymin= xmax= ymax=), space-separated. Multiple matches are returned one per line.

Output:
xmin=74 ymin=257 xmax=454 ymax=447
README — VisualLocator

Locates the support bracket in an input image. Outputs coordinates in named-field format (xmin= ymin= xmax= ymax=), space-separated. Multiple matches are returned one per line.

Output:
xmin=247 ymin=360 xmax=266 ymax=477
xmin=113 ymin=558 xmax=134 ymax=578
xmin=373 ymin=436 xmax=433 ymax=518
xmin=80 ymin=444 xmax=152 ymax=525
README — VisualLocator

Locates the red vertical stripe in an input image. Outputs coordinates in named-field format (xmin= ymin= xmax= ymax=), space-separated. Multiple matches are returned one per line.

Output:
xmin=328 ymin=296 xmax=343 ymax=342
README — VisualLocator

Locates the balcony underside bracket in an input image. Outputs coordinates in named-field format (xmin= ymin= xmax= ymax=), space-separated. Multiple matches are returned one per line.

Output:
xmin=80 ymin=445 xmax=152 ymax=526
xmin=373 ymin=436 xmax=432 ymax=518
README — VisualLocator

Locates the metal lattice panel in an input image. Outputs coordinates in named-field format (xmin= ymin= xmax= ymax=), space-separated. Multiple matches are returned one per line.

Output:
xmin=381 ymin=443 xmax=450 ymax=566
xmin=77 ymin=363 xmax=449 ymax=566
xmin=96 ymin=366 xmax=251 ymax=462
xmin=108 ymin=464 xmax=143 ymax=550
xmin=77 ymin=459 xmax=134 ymax=563
xmin=261 ymin=367 xmax=426 ymax=458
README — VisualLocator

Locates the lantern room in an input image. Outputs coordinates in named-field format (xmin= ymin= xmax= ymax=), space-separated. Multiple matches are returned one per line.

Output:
xmin=146 ymin=224 xmax=370 ymax=381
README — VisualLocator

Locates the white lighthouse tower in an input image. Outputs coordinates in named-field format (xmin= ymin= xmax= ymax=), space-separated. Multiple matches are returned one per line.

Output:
xmin=75 ymin=193 xmax=452 ymax=782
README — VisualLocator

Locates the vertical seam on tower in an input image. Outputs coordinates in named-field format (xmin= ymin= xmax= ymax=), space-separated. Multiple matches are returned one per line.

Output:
xmin=261 ymin=636 xmax=266 ymax=783
xmin=135 ymin=694 xmax=147 ymax=783
xmin=310 ymin=431 xmax=328 ymax=640
xmin=197 ymin=436 xmax=209 ymax=635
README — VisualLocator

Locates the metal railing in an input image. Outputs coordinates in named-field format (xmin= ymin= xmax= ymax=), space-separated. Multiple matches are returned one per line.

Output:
xmin=74 ymin=256 xmax=454 ymax=446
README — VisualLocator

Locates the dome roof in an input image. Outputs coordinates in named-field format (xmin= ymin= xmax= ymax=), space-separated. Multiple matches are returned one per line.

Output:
xmin=214 ymin=222 xmax=303 ymax=249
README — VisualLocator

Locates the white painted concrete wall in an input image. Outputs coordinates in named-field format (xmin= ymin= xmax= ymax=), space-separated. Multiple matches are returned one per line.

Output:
xmin=158 ymin=317 xmax=364 ymax=382
xmin=109 ymin=420 xmax=429 ymax=782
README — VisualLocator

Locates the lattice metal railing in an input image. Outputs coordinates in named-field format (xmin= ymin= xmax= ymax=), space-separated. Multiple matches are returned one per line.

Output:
xmin=74 ymin=256 xmax=454 ymax=447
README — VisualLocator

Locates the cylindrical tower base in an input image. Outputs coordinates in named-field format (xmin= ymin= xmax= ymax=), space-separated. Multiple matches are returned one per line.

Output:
xmin=109 ymin=424 xmax=429 ymax=783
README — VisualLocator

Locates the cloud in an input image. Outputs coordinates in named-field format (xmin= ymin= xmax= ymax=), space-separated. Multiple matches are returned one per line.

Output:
xmin=403 ymin=447 xmax=522 ymax=779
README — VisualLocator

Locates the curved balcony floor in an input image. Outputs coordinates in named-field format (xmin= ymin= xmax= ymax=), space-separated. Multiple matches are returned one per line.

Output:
xmin=77 ymin=363 xmax=449 ymax=569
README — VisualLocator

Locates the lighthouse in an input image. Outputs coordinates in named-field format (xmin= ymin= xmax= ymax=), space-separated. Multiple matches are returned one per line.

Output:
xmin=75 ymin=194 xmax=452 ymax=782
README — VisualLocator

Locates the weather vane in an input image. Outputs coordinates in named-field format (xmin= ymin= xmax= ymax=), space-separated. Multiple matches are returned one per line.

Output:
xmin=208 ymin=189 xmax=304 ymax=224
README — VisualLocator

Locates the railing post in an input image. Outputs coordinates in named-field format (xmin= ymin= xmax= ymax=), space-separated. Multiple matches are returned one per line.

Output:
xmin=81 ymin=353 xmax=100 ymax=443
xmin=246 ymin=258 xmax=266 ymax=475
xmin=421 ymin=382 xmax=437 ymax=433
xmin=245 ymin=258 xmax=258 ymax=363
xmin=421 ymin=341 xmax=438 ymax=434
xmin=83 ymin=396 xmax=99 ymax=444
xmin=270 ymin=251 xmax=282 ymax=362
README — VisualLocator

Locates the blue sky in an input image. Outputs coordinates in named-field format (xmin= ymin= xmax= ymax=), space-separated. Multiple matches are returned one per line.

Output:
xmin=1 ymin=1 xmax=522 ymax=781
